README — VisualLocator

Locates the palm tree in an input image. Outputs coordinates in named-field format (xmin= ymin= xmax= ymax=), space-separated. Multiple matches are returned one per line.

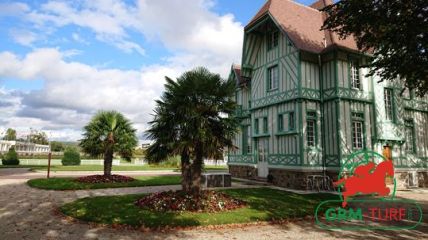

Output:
xmin=80 ymin=111 xmax=138 ymax=176
xmin=146 ymin=67 xmax=239 ymax=194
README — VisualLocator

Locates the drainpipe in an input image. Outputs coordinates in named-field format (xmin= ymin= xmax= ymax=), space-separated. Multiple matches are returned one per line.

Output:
xmin=319 ymin=54 xmax=326 ymax=178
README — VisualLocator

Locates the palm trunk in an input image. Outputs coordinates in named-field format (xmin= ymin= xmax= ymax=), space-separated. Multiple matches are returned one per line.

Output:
xmin=191 ymin=143 xmax=203 ymax=195
xmin=104 ymin=146 xmax=113 ymax=176
xmin=181 ymin=149 xmax=192 ymax=192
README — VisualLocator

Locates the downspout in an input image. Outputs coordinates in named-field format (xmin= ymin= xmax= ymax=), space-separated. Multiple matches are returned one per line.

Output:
xmin=319 ymin=54 xmax=326 ymax=177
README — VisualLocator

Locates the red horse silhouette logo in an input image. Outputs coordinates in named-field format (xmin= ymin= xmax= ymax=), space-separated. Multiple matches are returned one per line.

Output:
xmin=334 ymin=159 xmax=394 ymax=207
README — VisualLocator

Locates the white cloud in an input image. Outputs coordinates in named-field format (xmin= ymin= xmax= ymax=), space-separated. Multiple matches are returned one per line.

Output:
xmin=0 ymin=48 xmax=184 ymax=140
xmin=0 ymin=0 xmax=244 ymax=141
xmin=9 ymin=29 xmax=37 ymax=46
xmin=71 ymin=32 xmax=89 ymax=44
xmin=24 ymin=0 xmax=144 ymax=55
xmin=21 ymin=0 xmax=243 ymax=59
xmin=0 ymin=2 xmax=29 ymax=16
xmin=136 ymin=0 xmax=243 ymax=58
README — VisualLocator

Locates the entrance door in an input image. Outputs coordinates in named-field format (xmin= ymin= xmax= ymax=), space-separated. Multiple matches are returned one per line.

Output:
xmin=257 ymin=138 xmax=269 ymax=178
xmin=382 ymin=145 xmax=392 ymax=160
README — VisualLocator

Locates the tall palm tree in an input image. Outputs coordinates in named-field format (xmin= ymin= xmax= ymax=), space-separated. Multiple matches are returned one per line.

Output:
xmin=146 ymin=67 xmax=239 ymax=194
xmin=80 ymin=111 xmax=138 ymax=176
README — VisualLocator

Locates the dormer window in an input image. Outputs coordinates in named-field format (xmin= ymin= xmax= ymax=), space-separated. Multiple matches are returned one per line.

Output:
xmin=267 ymin=31 xmax=279 ymax=51
xmin=350 ymin=59 xmax=360 ymax=89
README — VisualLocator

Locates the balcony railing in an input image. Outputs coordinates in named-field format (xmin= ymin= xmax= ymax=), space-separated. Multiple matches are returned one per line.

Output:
xmin=235 ymin=105 xmax=250 ymax=118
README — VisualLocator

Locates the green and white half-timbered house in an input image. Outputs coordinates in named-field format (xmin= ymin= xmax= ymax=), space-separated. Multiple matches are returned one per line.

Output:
xmin=228 ymin=0 xmax=428 ymax=189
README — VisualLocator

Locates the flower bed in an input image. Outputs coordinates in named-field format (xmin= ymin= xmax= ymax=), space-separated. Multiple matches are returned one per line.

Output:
xmin=75 ymin=174 xmax=135 ymax=183
xmin=135 ymin=190 xmax=246 ymax=213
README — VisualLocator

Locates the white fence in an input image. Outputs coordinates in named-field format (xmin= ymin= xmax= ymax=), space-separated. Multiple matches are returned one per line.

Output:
xmin=132 ymin=159 xmax=227 ymax=166
xmin=1 ymin=159 xmax=121 ymax=166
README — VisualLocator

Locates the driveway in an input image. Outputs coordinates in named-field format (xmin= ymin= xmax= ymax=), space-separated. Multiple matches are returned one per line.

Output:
xmin=0 ymin=168 xmax=427 ymax=240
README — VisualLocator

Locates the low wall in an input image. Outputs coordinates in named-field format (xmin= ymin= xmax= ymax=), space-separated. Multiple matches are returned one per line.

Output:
xmin=269 ymin=169 xmax=338 ymax=190
xmin=228 ymin=165 xmax=257 ymax=179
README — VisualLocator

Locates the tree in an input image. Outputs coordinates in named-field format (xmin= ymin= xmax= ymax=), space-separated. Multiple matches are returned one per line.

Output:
xmin=3 ymin=128 xmax=16 ymax=141
xmin=50 ymin=141 xmax=65 ymax=152
xmin=28 ymin=131 xmax=49 ymax=145
xmin=146 ymin=67 xmax=239 ymax=194
xmin=321 ymin=0 xmax=428 ymax=97
xmin=80 ymin=111 xmax=138 ymax=176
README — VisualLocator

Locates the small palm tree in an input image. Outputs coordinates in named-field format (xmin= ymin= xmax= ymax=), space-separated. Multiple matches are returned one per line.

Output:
xmin=146 ymin=67 xmax=239 ymax=193
xmin=80 ymin=111 xmax=138 ymax=176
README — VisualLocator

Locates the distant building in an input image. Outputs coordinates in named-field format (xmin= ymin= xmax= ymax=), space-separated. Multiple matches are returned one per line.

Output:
xmin=0 ymin=140 xmax=50 ymax=154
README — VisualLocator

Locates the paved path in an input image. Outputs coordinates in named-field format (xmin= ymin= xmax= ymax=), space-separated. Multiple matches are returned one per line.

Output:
xmin=0 ymin=168 xmax=427 ymax=240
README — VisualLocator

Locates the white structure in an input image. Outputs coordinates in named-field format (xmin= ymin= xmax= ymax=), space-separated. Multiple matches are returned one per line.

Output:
xmin=0 ymin=140 xmax=50 ymax=154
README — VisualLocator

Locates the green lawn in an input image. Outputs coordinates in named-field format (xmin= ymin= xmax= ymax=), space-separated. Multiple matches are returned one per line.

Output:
xmin=60 ymin=188 xmax=335 ymax=228
xmin=27 ymin=175 xmax=181 ymax=190
xmin=0 ymin=164 xmax=227 ymax=172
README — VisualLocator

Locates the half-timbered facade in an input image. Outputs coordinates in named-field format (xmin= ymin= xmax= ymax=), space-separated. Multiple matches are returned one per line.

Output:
xmin=228 ymin=0 xmax=428 ymax=188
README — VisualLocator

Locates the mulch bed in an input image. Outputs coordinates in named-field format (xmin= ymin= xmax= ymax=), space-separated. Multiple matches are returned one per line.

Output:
xmin=75 ymin=174 xmax=136 ymax=183
xmin=135 ymin=190 xmax=246 ymax=213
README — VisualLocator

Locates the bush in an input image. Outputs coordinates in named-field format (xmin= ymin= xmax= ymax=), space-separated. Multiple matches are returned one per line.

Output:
xmin=61 ymin=147 xmax=81 ymax=166
xmin=150 ymin=156 xmax=180 ymax=168
xmin=2 ymin=147 xmax=20 ymax=165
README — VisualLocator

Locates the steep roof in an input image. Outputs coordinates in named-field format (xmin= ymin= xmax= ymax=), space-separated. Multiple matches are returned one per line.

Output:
xmin=246 ymin=0 xmax=359 ymax=54
xmin=231 ymin=64 xmax=250 ymax=85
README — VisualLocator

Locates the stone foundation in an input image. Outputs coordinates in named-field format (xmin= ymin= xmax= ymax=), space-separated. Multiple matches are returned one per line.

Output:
xmin=229 ymin=165 xmax=428 ymax=190
xmin=268 ymin=169 xmax=338 ymax=190
xmin=228 ymin=165 xmax=257 ymax=180
xmin=396 ymin=171 xmax=428 ymax=189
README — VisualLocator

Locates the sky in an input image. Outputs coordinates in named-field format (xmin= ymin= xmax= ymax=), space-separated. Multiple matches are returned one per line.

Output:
xmin=0 ymin=0 xmax=315 ymax=142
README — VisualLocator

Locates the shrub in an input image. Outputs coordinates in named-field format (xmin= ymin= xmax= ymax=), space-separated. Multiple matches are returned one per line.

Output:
xmin=2 ymin=147 xmax=20 ymax=165
xmin=61 ymin=147 xmax=81 ymax=166
xmin=151 ymin=156 xmax=180 ymax=168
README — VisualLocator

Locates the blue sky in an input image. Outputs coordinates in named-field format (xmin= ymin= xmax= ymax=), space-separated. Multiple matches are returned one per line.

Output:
xmin=0 ymin=0 xmax=316 ymax=141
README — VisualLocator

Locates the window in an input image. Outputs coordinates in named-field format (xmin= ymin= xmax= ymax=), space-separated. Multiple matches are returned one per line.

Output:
xmin=405 ymin=120 xmax=415 ymax=153
xmin=278 ymin=114 xmax=284 ymax=132
xmin=263 ymin=117 xmax=268 ymax=133
xmin=268 ymin=65 xmax=279 ymax=90
xmin=306 ymin=111 xmax=316 ymax=147
xmin=350 ymin=59 xmax=360 ymax=89
xmin=254 ymin=119 xmax=259 ymax=134
xmin=246 ymin=126 xmax=252 ymax=154
xmin=384 ymin=88 xmax=394 ymax=121
xmin=289 ymin=112 xmax=295 ymax=131
xmin=242 ymin=126 xmax=251 ymax=154
xmin=351 ymin=113 xmax=364 ymax=149
xmin=267 ymin=31 xmax=279 ymax=51
xmin=307 ymin=120 xmax=316 ymax=147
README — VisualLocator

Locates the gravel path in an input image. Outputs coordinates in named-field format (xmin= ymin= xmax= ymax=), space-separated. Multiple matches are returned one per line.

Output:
xmin=0 ymin=168 xmax=427 ymax=240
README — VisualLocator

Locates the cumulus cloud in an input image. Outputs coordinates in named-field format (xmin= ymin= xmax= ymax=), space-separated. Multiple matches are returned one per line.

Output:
xmin=0 ymin=2 xmax=29 ymax=16
xmin=0 ymin=0 xmax=244 ymax=141
xmin=0 ymin=48 xmax=185 ymax=140
xmin=25 ymin=0 xmax=145 ymax=55
xmin=9 ymin=29 xmax=37 ymax=46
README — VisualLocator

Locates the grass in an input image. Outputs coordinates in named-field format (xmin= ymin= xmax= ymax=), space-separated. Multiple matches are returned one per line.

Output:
xmin=27 ymin=175 xmax=182 ymax=190
xmin=0 ymin=164 xmax=227 ymax=171
xmin=60 ymin=188 xmax=335 ymax=228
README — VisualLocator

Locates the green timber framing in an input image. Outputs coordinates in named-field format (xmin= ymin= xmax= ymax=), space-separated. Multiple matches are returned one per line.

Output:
xmin=228 ymin=5 xmax=428 ymax=178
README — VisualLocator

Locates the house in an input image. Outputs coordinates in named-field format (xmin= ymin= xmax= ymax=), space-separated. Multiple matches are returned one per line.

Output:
xmin=228 ymin=0 xmax=428 ymax=188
